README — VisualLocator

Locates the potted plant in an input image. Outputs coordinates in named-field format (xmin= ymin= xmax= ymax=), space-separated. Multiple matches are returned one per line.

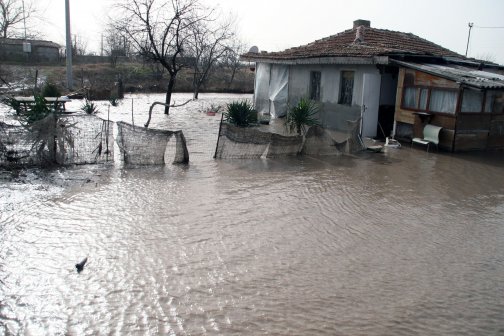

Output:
xmin=205 ymin=104 xmax=221 ymax=116
xmin=286 ymin=98 xmax=320 ymax=135
xmin=224 ymin=100 xmax=257 ymax=127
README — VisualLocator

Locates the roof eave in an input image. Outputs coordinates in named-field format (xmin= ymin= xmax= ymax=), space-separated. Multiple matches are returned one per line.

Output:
xmin=392 ymin=59 xmax=504 ymax=90
xmin=240 ymin=55 xmax=389 ymax=65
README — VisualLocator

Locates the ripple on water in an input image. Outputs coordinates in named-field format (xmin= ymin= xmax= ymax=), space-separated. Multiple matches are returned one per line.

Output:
xmin=2 ymin=94 xmax=504 ymax=335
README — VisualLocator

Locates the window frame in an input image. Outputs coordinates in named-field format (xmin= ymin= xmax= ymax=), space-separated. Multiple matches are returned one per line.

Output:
xmin=338 ymin=70 xmax=355 ymax=105
xmin=309 ymin=71 xmax=321 ymax=101
xmin=400 ymin=85 xmax=459 ymax=115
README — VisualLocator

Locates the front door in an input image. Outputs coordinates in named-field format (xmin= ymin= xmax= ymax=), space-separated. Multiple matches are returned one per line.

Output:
xmin=361 ymin=73 xmax=381 ymax=138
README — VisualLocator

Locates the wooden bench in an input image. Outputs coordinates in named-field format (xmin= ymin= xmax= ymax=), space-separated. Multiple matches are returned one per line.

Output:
xmin=13 ymin=96 xmax=71 ymax=114
xmin=411 ymin=124 xmax=442 ymax=152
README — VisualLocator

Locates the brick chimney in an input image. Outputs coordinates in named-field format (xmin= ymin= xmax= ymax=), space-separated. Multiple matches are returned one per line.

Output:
xmin=353 ymin=19 xmax=371 ymax=29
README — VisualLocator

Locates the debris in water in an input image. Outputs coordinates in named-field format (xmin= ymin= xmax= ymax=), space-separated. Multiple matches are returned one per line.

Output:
xmin=75 ymin=257 xmax=88 ymax=273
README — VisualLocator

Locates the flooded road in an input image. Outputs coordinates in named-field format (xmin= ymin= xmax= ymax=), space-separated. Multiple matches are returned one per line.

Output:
xmin=1 ymin=93 xmax=504 ymax=335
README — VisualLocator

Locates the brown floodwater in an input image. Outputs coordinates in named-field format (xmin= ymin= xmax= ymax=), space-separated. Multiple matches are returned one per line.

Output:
xmin=1 ymin=93 xmax=504 ymax=335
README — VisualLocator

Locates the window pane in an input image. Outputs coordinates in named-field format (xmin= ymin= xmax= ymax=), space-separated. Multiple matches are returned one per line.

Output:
xmin=403 ymin=87 xmax=417 ymax=109
xmin=429 ymin=89 xmax=457 ymax=114
xmin=419 ymin=88 xmax=428 ymax=110
xmin=339 ymin=71 xmax=354 ymax=105
xmin=310 ymin=71 xmax=321 ymax=101
xmin=485 ymin=91 xmax=495 ymax=113
xmin=461 ymin=89 xmax=483 ymax=113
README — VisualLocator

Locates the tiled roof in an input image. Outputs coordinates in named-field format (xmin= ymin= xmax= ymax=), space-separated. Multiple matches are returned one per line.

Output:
xmin=242 ymin=26 xmax=463 ymax=62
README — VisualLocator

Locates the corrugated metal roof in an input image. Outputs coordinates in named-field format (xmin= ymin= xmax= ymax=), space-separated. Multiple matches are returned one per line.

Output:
xmin=393 ymin=60 xmax=504 ymax=89
xmin=242 ymin=25 xmax=463 ymax=63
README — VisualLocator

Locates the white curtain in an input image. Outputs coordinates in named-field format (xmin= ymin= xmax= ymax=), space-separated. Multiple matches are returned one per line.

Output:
xmin=485 ymin=91 xmax=496 ymax=113
xmin=461 ymin=89 xmax=483 ymax=113
xmin=403 ymin=87 xmax=416 ymax=108
xmin=429 ymin=89 xmax=457 ymax=114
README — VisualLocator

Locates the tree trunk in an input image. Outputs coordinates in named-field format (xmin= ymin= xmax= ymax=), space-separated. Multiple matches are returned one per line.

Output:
xmin=193 ymin=82 xmax=200 ymax=99
xmin=227 ymin=67 xmax=237 ymax=89
xmin=164 ymin=76 xmax=176 ymax=114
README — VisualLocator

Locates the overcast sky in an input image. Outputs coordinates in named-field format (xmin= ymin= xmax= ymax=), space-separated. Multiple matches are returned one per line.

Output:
xmin=36 ymin=0 xmax=504 ymax=64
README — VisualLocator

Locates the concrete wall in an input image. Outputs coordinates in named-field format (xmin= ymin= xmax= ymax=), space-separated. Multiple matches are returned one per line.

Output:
xmin=0 ymin=43 xmax=60 ymax=63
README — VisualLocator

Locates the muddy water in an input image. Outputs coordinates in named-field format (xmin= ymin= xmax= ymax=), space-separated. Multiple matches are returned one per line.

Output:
xmin=1 ymin=93 xmax=504 ymax=335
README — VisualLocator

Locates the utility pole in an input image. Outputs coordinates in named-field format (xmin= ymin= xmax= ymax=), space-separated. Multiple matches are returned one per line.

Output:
xmin=65 ymin=0 xmax=73 ymax=90
xmin=465 ymin=22 xmax=474 ymax=57
xmin=21 ymin=0 xmax=27 ymax=39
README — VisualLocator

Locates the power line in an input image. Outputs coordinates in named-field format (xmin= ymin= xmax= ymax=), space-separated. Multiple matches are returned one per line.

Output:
xmin=474 ymin=25 xmax=504 ymax=29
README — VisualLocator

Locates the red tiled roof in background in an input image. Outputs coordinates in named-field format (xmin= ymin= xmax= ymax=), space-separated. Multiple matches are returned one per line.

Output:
xmin=242 ymin=24 xmax=464 ymax=61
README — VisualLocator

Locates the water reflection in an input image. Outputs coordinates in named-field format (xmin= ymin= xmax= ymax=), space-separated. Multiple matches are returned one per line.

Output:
xmin=1 ymin=93 xmax=504 ymax=335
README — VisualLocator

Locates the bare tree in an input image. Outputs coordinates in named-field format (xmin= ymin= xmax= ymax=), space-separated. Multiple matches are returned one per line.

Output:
xmin=72 ymin=34 xmax=89 ymax=56
xmin=187 ymin=15 xmax=234 ymax=99
xmin=221 ymin=37 xmax=247 ymax=90
xmin=0 ymin=0 xmax=36 ymax=38
xmin=104 ymin=25 xmax=130 ymax=67
xmin=112 ymin=0 xmax=211 ymax=114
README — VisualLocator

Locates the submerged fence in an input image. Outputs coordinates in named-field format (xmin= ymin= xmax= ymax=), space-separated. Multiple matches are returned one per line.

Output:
xmin=0 ymin=114 xmax=189 ymax=167
xmin=214 ymin=119 xmax=364 ymax=159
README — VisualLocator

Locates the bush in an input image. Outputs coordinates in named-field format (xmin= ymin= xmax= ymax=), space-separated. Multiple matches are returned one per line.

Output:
xmin=286 ymin=98 xmax=320 ymax=135
xmin=21 ymin=95 xmax=52 ymax=124
xmin=224 ymin=100 xmax=257 ymax=127
xmin=41 ymin=82 xmax=61 ymax=97
xmin=81 ymin=99 xmax=99 ymax=114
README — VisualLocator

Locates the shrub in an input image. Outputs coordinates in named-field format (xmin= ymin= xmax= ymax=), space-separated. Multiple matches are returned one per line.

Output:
xmin=41 ymin=82 xmax=61 ymax=97
xmin=286 ymin=98 xmax=320 ymax=135
xmin=109 ymin=94 xmax=121 ymax=107
xmin=224 ymin=100 xmax=257 ymax=127
xmin=81 ymin=99 xmax=99 ymax=114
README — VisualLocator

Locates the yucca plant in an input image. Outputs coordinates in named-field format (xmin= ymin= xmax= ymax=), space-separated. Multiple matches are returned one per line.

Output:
xmin=81 ymin=99 xmax=99 ymax=114
xmin=224 ymin=100 xmax=257 ymax=127
xmin=286 ymin=98 xmax=320 ymax=135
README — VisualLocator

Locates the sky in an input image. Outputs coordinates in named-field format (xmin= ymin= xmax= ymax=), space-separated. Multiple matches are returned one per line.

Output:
xmin=35 ymin=0 xmax=504 ymax=65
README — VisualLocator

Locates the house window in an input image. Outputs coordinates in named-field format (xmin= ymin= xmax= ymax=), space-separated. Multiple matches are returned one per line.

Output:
xmin=403 ymin=87 xmax=417 ymax=108
xmin=429 ymin=89 xmax=457 ymax=114
xmin=461 ymin=89 xmax=483 ymax=113
xmin=484 ymin=91 xmax=496 ymax=113
xmin=310 ymin=71 xmax=321 ymax=101
xmin=339 ymin=71 xmax=354 ymax=105
xmin=402 ymin=87 xmax=428 ymax=110
xmin=419 ymin=88 xmax=428 ymax=110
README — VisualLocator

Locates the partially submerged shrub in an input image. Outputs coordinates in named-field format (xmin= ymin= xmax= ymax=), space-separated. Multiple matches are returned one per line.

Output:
xmin=109 ymin=93 xmax=122 ymax=107
xmin=41 ymin=82 xmax=61 ymax=97
xmin=286 ymin=98 xmax=320 ymax=135
xmin=21 ymin=95 xmax=52 ymax=124
xmin=81 ymin=99 xmax=99 ymax=114
xmin=224 ymin=100 xmax=257 ymax=127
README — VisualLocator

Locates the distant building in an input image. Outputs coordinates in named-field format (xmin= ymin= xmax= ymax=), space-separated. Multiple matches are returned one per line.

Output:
xmin=0 ymin=38 xmax=61 ymax=63
xmin=242 ymin=19 xmax=504 ymax=151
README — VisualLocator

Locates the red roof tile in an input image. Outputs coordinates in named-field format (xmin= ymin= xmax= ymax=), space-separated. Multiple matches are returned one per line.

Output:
xmin=242 ymin=26 xmax=463 ymax=61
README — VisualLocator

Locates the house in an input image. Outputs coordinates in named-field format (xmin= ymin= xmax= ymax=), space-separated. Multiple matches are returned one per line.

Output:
xmin=0 ymin=38 xmax=60 ymax=63
xmin=241 ymin=19 xmax=504 ymax=151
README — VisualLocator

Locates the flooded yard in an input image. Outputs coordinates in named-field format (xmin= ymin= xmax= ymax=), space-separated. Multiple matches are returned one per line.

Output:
xmin=1 ymin=93 xmax=504 ymax=335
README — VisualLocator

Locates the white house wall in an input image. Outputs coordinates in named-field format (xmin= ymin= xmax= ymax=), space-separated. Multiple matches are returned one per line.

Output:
xmin=254 ymin=62 xmax=382 ymax=136
xmin=287 ymin=64 xmax=381 ymax=135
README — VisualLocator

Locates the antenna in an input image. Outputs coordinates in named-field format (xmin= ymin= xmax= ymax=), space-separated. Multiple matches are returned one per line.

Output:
xmin=465 ymin=22 xmax=473 ymax=57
